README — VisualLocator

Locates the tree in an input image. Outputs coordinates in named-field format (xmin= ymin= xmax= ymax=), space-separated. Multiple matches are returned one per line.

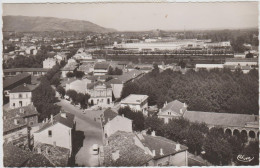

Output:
xmin=66 ymin=90 xmax=77 ymax=104
xmin=144 ymin=116 xmax=164 ymax=136
xmin=56 ymin=86 xmax=66 ymax=98
xmin=105 ymin=76 xmax=113 ymax=82
xmin=178 ymin=59 xmax=186 ymax=68
xmin=74 ymin=70 xmax=85 ymax=79
xmin=118 ymin=106 xmax=144 ymax=131
xmin=66 ymin=72 xmax=75 ymax=78
xmin=203 ymin=127 xmax=232 ymax=165
xmin=32 ymin=77 xmax=60 ymax=121
xmin=76 ymin=93 xmax=85 ymax=108
xmin=245 ymin=52 xmax=253 ymax=58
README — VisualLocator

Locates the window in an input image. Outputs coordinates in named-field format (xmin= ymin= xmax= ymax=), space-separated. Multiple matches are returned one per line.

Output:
xmin=48 ymin=130 xmax=52 ymax=137
xmin=19 ymin=94 xmax=22 ymax=98
xmin=158 ymin=163 xmax=162 ymax=166
xmin=29 ymin=121 xmax=34 ymax=126
xmin=13 ymin=103 xmax=15 ymax=107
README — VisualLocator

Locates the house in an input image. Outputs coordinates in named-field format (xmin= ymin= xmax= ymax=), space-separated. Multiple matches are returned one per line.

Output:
xmin=224 ymin=58 xmax=258 ymax=66
xmin=3 ymin=68 xmax=49 ymax=77
xmin=120 ymin=94 xmax=148 ymax=113
xmin=34 ymin=111 xmax=75 ymax=153
xmin=54 ymin=52 xmax=67 ymax=63
xmin=103 ymin=131 xmax=188 ymax=166
xmin=101 ymin=108 xmax=133 ymax=139
xmin=3 ymin=104 xmax=38 ymax=143
xmin=43 ymin=57 xmax=57 ymax=69
xmin=94 ymin=62 xmax=111 ymax=76
xmin=183 ymin=111 xmax=259 ymax=140
xmin=77 ymin=63 xmax=94 ymax=74
xmin=9 ymin=83 xmax=38 ymax=109
xmin=60 ymin=62 xmax=78 ymax=78
xmin=3 ymin=72 xmax=31 ymax=98
xmin=106 ymin=69 xmax=144 ymax=99
xmin=103 ymin=131 xmax=153 ymax=166
xmin=73 ymin=48 xmax=92 ymax=60
xmin=87 ymin=81 xmax=113 ymax=107
xmin=157 ymin=100 xmax=187 ymax=123
xmin=3 ymin=143 xmax=54 ymax=167
xmin=65 ymin=78 xmax=91 ymax=94
xmin=223 ymin=65 xmax=252 ymax=74
xmin=195 ymin=64 xmax=224 ymax=71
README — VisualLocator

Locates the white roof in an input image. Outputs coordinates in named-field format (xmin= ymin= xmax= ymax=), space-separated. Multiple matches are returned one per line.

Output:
xmin=196 ymin=64 xmax=224 ymax=68
xmin=121 ymin=94 xmax=148 ymax=105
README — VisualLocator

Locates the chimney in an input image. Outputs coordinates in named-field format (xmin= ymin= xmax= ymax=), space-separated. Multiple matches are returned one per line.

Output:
xmin=46 ymin=147 xmax=49 ymax=154
xmin=184 ymin=103 xmax=187 ymax=107
xmin=122 ymin=114 xmax=124 ymax=118
xmin=159 ymin=109 xmax=162 ymax=113
xmin=20 ymin=108 xmax=24 ymax=114
xmin=160 ymin=148 xmax=164 ymax=156
xmin=37 ymin=147 xmax=41 ymax=154
xmin=151 ymin=131 xmax=156 ymax=137
xmin=175 ymin=143 xmax=181 ymax=151
xmin=152 ymin=150 xmax=156 ymax=156
xmin=180 ymin=109 xmax=183 ymax=114
xmin=61 ymin=112 xmax=67 ymax=118
xmin=14 ymin=119 xmax=18 ymax=125
xmin=50 ymin=115 xmax=53 ymax=124
xmin=112 ymin=150 xmax=120 ymax=161
xmin=24 ymin=83 xmax=27 ymax=87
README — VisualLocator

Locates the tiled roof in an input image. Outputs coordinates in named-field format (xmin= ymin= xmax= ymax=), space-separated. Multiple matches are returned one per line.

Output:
xmin=107 ymin=69 xmax=143 ymax=84
xmin=3 ymin=68 xmax=49 ymax=73
xmin=3 ymin=117 xmax=27 ymax=134
xmin=183 ymin=111 xmax=259 ymax=128
xmin=138 ymin=134 xmax=188 ymax=160
xmin=94 ymin=62 xmax=110 ymax=70
xmin=24 ymin=154 xmax=54 ymax=167
xmin=9 ymin=83 xmax=38 ymax=93
xmin=158 ymin=100 xmax=186 ymax=116
xmin=35 ymin=112 xmax=75 ymax=133
xmin=103 ymin=131 xmax=153 ymax=166
xmin=4 ymin=104 xmax=39 ymax=119
xmin=101 ymin=108 xmax=118 ymax=126
xmin=33 ymin=143 xmax=70 ymax=167
xmin=3 ymin=143 xmax=31 ymax=167
xmin=225 ymin=58 xmax=258 ymax=62
xmin=3 ymin=72 xmax=31 ymax=89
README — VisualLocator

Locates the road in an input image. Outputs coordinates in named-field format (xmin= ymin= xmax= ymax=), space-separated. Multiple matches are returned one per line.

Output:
xmin=57 ymin=99 xmax=104 ymax=166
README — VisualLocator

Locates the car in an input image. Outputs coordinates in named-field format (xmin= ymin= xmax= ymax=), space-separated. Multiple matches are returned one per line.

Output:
xmin=92 ymin=144 xmax=99 ymax=155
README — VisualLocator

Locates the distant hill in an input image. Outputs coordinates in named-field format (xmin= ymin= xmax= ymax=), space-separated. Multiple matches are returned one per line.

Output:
xmin=3 ymin=15 xmax=116 ymax=33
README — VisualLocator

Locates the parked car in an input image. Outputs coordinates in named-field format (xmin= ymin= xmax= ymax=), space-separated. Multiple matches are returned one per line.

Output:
xmin=92 ymin=144 xmax=99 ymax=155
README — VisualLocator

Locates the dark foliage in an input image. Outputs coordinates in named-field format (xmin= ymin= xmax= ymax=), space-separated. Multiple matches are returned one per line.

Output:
xmin=118 ymin=106 xmax=144 ymax=131
xmin=121 ymin=68 xmax=258 ymax=115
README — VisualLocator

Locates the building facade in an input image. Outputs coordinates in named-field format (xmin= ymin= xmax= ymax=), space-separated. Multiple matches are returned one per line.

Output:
xmin=120 ymin=94 xmax=148 ymax=113
xmin=87 ymin=81 xmax=113 ymax=107
xmin=43 ymin=58 xmax=57 ymax=69
xmin=34 ymin=112 xmax=75 ymax=153
xmin=9 ymin=84 xmax=37 ymax=109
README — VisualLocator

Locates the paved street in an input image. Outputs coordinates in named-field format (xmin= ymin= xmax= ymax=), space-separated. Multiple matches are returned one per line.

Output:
xmin=57 ymin=99 xmax=104 ymax=166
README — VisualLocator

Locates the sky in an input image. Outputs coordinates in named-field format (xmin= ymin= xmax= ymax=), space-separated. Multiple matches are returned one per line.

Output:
xmin=2 ymin=2 xmax=259 ymax=31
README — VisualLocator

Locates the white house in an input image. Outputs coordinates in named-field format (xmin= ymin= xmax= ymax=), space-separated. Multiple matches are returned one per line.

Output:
xmin=106 ymin=69 xmax=143 ymax=99
xmin=65 ymin=78 xmax=91 ymax=94
xmin=157 ymin=100 xmax=187 ymax=124
xmin=43 ymin=58 xmax=57 ymax=69
xmin=93 ymin=62 xmax=110 ymax=76
xmin=101 ymin=109 xmax=132 ymax=139
xmin=87 ymin=81 xmax=113 ymax=107
xmin=73 ymin=48 xmax=93 ymax=60
xmin=9 ymin=83 xmax=37 ymax=109
xmin=120 ymin=94 xmax=148 ymax=113
xmin=224 ymin=58 xmax=258 ymax=66
xmin=33 ymin=112 xmax=75 ymax=154
xmin=195 ymin=64 xmax=224 ymax=71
